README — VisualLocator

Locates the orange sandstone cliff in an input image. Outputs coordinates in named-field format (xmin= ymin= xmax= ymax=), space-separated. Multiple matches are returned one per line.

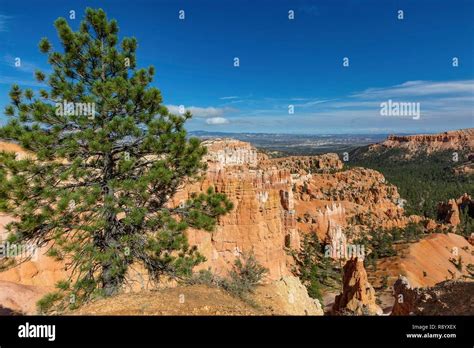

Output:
xmin=368 ymin=128 xmax=474 ymax=156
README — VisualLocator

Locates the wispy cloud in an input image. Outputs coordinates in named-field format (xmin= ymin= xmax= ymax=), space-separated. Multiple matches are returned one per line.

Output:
xmin=352 ymin=80 xmax=474 ymax=99
xmin=292 ymin=99 xmax=334 ymax=107
xmin=0 ymin=14 xmax=11 ymax=32
xmin=0 ymin=75 xmax=45 ymax=87
xmin=290 ymin=97 xmax=311 ymax=101
xmin=328 ymin=80 xmax=474 ymax=120
xmin=194 ymin=80 xmax=474 ymax=133
xmin=3 ymin=54 xmax=43 ymax=74
xmin=298 ymin=5 xmax=320 ymax=16
xmin=219 ymin=96 xmax=239 ymax=100
xmin=315 ymin=80 xmax=474 ymax=126
xmin=206 ymin=117 xmax=229 ymax=125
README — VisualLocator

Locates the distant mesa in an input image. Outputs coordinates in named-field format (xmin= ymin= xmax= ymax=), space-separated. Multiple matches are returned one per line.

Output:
xmin=369 ymin=128 xmax=474 ymax=156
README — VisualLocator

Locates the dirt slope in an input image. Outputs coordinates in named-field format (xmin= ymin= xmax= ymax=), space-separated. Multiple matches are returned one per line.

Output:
xmin=373 ymin=233 xmax=473 ymax=289
xmin=72 ymin=284 xmax=267 ymax=315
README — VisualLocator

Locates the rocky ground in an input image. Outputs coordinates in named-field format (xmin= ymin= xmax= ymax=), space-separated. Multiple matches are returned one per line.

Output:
xmin=392 ymin=278 xmax=474 ymax=315
xmin=0 ymin=280 xmax=49 ymax=314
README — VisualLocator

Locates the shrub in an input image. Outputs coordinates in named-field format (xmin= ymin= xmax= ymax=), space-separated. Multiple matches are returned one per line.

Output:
xmin=188 ymin=269 xmax=222 ymax=287
xmin=381 ymin=275 xmax=389 ymax=289
xmin=222 ymin=252 xmax=268 ymax=298
xmin=466 ymin=263 xmax=474 ymax=277
xmin=449 ymin=256 xmax=463 ymax=272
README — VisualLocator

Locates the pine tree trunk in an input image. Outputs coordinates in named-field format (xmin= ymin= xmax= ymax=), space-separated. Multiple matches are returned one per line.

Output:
xmin=100 ymin=152 xmax=121 ymax=296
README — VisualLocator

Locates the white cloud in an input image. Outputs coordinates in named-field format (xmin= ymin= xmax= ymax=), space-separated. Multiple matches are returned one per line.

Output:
xmin=206 ymin=117 xmax=229 ymax=125
xmin=185 ymin=106 xmax=225 ymax=117
xmin=220 ymin=96 xmax=239 ymax=100
xmin=166 ymin=104 xmax=236 ymax=118
xmin=352 ymin=80 xmax=474 ymax=99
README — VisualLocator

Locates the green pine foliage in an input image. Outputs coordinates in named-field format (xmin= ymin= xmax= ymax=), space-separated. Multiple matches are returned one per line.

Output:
xmin=354 ymin=222 xmax=425 ymax=270
xmin=349 ymin=147 xmax=473 ymax=220
xmin=293 ymin=233 xmax=341 ymax=302
xmin=0 ymin=8 xmax=233 ymax=313
xmin=459 ymin=206 xmax=474 ymax=237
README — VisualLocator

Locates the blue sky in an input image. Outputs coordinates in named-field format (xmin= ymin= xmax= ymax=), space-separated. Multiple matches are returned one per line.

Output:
xmin=0 ymin=0 xmax=473 ymax=134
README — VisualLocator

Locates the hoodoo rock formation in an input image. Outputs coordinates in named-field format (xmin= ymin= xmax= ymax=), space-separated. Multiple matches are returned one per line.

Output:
xmin=171 ymin=139 xmax=299 ymax=281
xmin=325 ymin=221 xmax=348 ymax=260
xmin=437 ymin=193 xmax=473 ymax=228
xmin=270 ymin=153 xmax=343 ymax=174
xmin=333 ymin=258 xmax=382 ymax=315
xmin=437 ymin=199 xmax=461 ymax=226
xmin=293 ymin=165 xmax=424 ymax=243
xmin=180 ymin=139 xmax=417 ymax=276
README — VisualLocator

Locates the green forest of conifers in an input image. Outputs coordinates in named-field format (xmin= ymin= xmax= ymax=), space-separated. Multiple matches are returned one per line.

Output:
xmin=349 ymin=147 xmax=474 ymax=236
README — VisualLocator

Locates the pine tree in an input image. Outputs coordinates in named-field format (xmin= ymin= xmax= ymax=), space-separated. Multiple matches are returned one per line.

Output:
xmin=294 ymin=233 xmax=325 ymax=302
xmin=0 ymin=8 xmax=233 ymax=312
